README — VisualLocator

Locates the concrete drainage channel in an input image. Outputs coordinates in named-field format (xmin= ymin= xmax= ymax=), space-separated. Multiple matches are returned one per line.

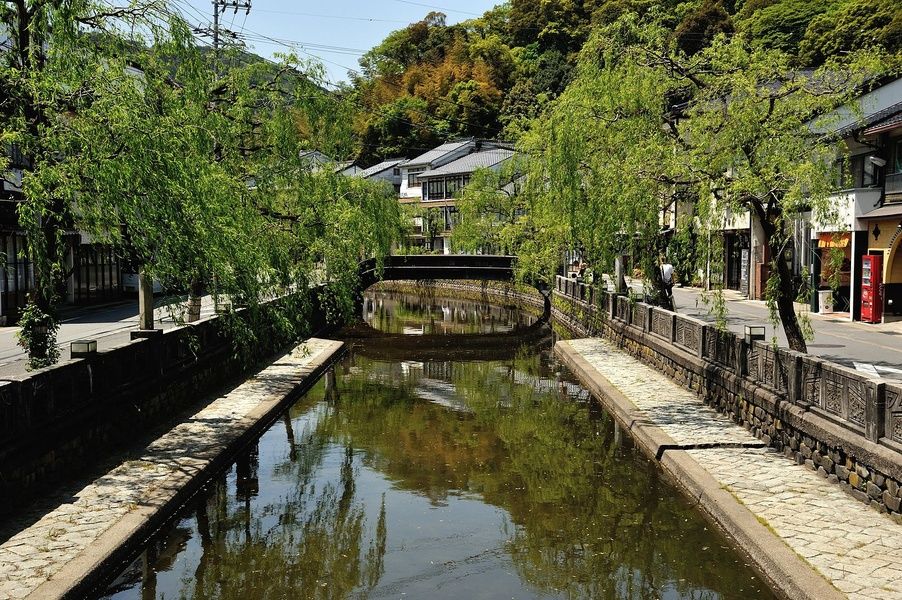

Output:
xmin=0 ymin=338 xmax=345 ymax=600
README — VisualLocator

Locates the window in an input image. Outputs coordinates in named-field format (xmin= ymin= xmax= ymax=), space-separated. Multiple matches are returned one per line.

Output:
xmin=407 ymin=167 xmax=426 ymax=187
xmin=864 ymin=155 xmax=878 ymax=187
xmin=426 ymin=179 xmax=445 ymax=200
xmin=833 ymin=157 xmax=845 ymax=189
xmin=443 ymin=207 xmax=457 ymax=230
xmin=393 ymin=167 xmax=401 ymax=176
xmin=446 ymin=176 xmax=461 ymax=197
xmin=845 ymin=153 xmax=886 ymax=188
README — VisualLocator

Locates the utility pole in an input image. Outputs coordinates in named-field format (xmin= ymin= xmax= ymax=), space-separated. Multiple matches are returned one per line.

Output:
xmin=212 ymin=0 xmax=219 ymax=52
xmin=181 ymin=2 xmax=252 ymax=323
xmin=194 ymin=1 xmax=251 ymax=55
xmin=212 ymin=0 xmax=251 ymax=53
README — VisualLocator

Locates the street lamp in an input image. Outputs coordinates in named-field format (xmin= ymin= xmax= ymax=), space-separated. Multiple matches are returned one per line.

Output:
xmin=70 ymin=339 xmax=97 ymax=358
xmin=744 ymin=325 xmax=766 ymax=344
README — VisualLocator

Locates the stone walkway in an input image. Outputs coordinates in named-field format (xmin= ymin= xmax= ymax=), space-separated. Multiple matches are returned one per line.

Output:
xmin=0 ymin=338 xmax=343 ymax=600
xmin=562 ymin=337 xmax=902 ymax=600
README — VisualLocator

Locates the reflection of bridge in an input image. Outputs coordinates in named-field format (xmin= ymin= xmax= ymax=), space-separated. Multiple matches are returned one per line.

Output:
xmin=341 ymin=321 xmax=552 ymax=362
xmin=359 ymin=255 xmax=550 ymax=320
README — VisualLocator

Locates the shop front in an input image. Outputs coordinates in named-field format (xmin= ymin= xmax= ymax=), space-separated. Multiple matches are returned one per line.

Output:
xmin=724 ymin=230 xmax=750 ymax=295
xmin=814 ymin=232 xmax=853 ymax=314
xmin=860 ymin=204 xmax=902 ymax=320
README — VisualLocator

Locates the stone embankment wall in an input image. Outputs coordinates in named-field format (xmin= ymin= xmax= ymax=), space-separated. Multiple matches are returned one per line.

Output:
xmin=550 ymin=277 xmax=902 ymax=518
xmin=0 ymin=295 xmax=328 ymax=506
xmin=379 ymin=278 xmax=902 ymax=518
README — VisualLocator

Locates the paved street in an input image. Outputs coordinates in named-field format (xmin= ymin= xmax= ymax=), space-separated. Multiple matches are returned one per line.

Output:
xmin=669 ymin=287 xmax=902 ymax=381
xmin=0 ymin=297 xmax=218 ymax=377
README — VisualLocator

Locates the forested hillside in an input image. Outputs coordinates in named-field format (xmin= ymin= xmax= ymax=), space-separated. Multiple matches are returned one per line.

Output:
xmin=350 ymin=0 xmax=901 ymax=164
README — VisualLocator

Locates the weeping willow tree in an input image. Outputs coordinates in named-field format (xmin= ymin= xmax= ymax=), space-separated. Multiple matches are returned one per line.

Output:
xmin=452 ymin=156 xmax=527 ymax=256
xmin=513 ymin=14 xmax=883 ymax=352
xmin=1 ymin=2 xmax=401 ymax=367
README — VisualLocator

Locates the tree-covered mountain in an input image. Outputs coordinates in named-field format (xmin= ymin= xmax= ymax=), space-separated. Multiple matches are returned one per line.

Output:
xmin=350 ymin=0 xmax=901 ymax=164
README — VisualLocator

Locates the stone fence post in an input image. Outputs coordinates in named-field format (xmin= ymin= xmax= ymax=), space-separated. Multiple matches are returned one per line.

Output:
xmin=866 ymin=381 xmax=886 ymax=443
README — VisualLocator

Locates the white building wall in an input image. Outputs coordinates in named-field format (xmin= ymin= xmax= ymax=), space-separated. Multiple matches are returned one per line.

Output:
xmin=400 ymin=142 xmax=478 ymax=199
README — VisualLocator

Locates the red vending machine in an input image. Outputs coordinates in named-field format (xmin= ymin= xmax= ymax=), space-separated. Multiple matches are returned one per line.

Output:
xmin=861 ymin=254 xmax=883 ymax=323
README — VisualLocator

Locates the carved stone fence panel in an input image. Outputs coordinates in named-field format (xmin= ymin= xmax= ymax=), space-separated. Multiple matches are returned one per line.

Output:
xmin=615 ymin=295 xmax=630 ymax=323
xmin=799 ymin=356 xmax=824 ymax=409
xmin=749 ymin=343 xmax=789 ymax=394
xmin=650 ymin=307 xmax=675 ymax=341
xmin=599 ymin=290 xmax=613 ymax=317
xmin=704 ymin=328 xmax=738 ymax=371
xmin=811 ymin=363 xmax=877 ymax=435
xmin=631 ymin=302 xmax=649 ymax=331
xmin=883 ymin=383 xmax=902 ymax=452
xmin=674 ymin=315 xmax=703 ymax=356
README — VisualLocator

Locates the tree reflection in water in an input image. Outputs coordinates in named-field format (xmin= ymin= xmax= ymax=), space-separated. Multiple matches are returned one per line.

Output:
xmin=314 ymin=346 xmax=772 ymax=599
xmin=100 ymin=295 xmax=773 ymax=600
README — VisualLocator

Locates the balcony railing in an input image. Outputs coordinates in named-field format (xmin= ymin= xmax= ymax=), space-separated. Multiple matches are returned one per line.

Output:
xmin=887 ymin=172 xmax=902 ymax=195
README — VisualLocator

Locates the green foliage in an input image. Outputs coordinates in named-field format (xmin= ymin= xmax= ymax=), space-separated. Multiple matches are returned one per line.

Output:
xmin=352 ymin=0 xmax=901 ymax=161
xmin=16 ymin=303 xmax=60 ymax=370
xmin=1 ymin=3 xmax=403 ymax=364
xmin=496 ymin=13 xmax=884 ymax=350
xmin=352 ymin=2 xmax=603 ymax=160
xmin=668 ymin=217 xmax=699 ymax=285
xmin=736 ymin=0 xmax=834 ymax=55
xmin=799 ymin=0 xmax=902 ymax=65
xmin=674 ymin=0 xmax=734 ymax=56
xmin=452 ymin=159 xmax=527 ymax=255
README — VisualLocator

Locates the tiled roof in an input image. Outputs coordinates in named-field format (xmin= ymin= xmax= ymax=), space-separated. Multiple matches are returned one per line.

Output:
xmin=357 ymin=158 xmax=405 ymax=179
xmin=405 ymin=139 xmax=473 ymax=167
xmin=862 ymin=202 xmax=902 ymax=219
xmin=419 ymin=149 xmax=516 ymax=178
xmin=332 ymin=160 xmax=356 ymax=173
xmin=863 ymin=109 xmax=902 ymax=135
xmin=832 ymin=96 xmax=902 ymax=138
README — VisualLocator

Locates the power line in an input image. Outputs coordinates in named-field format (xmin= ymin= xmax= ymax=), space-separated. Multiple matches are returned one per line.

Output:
xmin=251 ymin=8 xmax=408 ymax=24
xmin=158 ymin=1 xmax=499 ymax=151
xmin=391 ymin=0 xmax=480 ymax=17
xmin=238 ymin=33 xmax=367 ymax=56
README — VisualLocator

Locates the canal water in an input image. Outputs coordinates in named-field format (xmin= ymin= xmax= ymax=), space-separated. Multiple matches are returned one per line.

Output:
xmin=99 ymin=290 xmax=774 ymax=599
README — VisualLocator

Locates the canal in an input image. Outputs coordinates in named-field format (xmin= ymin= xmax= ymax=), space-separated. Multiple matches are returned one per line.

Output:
xmin=99 ymin=289 xmax=775 ymax=599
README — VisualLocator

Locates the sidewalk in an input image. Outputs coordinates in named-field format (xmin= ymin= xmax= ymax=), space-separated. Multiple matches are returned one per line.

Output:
xmin=668 ymin=286 xmax=902 ymax=381
xmin=0 ymin=296 xmax=219 ymax=377
xmin=558 ymin=337 xmax=902 ymax=600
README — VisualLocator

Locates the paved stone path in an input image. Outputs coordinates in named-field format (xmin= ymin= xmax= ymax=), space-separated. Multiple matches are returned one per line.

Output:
xmin=563 ymin=337 xmax=902 ymax=600
xmin=0 ymin=338 xmax=342 ymax=600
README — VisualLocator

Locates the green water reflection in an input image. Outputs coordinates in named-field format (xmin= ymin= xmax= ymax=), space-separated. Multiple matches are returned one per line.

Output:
xmin=100 ymin=293 xmax=774 ymax=599
xmin=362 ymin=290 xmax=536 ymax=335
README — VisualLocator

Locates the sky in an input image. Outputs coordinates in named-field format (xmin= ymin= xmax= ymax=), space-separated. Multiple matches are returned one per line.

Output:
xmin=174 ymin=0 xmax=504 ymax=84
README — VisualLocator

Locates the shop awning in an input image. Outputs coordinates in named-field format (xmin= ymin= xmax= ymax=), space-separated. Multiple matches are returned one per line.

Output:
xmin=861 ymin=203 xmax=902 ymax=220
